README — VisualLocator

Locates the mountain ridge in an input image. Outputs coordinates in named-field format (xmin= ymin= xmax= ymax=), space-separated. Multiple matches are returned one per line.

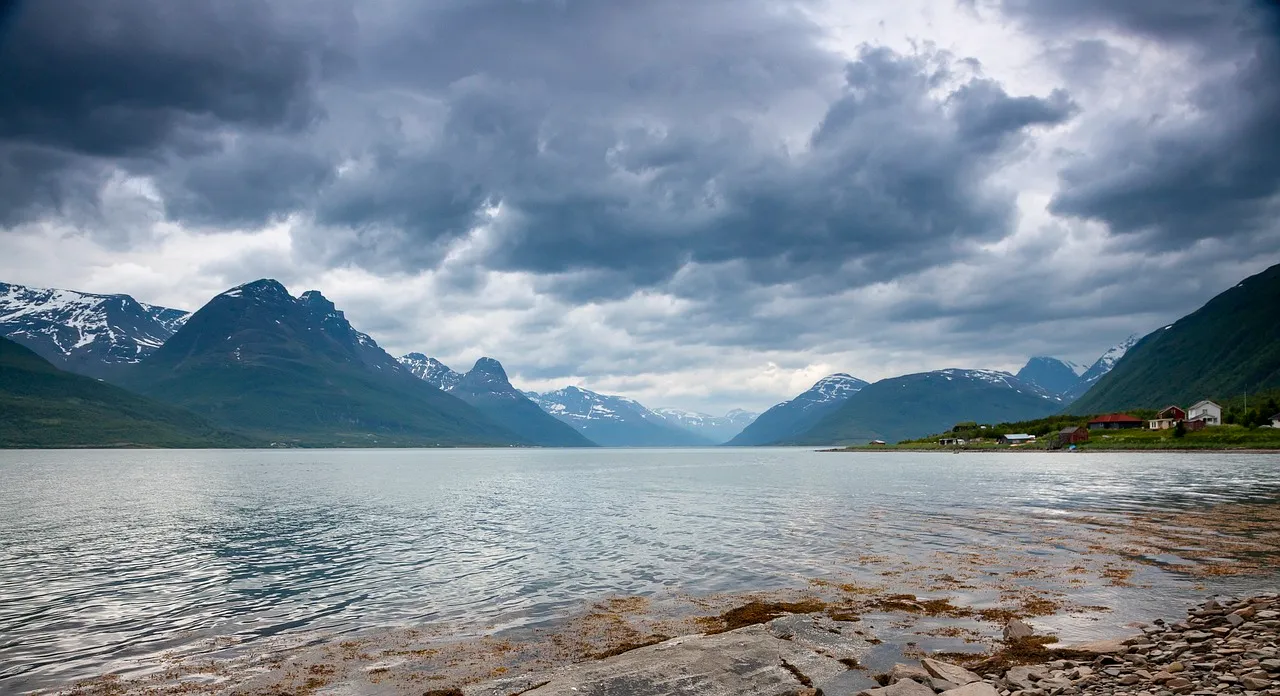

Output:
xmin=726 ymin=373 xmax=869 ymax=446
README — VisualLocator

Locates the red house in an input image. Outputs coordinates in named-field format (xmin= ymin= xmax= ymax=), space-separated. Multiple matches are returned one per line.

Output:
xmin=1149 ymin=405 xmax=1188 ymax=430
xmin=1088 ymin=413 xmax=1145 ymax=430
xmin=1059 ymin=426 xmax=1089 ymax=444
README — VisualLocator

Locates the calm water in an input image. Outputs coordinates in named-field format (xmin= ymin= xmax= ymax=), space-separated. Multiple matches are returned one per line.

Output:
xmin=2 ymin=448 xmax=1280 ymax=691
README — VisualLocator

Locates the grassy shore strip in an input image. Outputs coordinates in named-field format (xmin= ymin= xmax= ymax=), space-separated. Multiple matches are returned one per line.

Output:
xmin=824 ymin=423 xmax=1280 ymax=451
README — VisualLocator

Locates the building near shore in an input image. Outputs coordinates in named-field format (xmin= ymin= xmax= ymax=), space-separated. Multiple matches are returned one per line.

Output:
xmin=1187 ymin=400 xmax=1223 ymax=426
xmin=1088 ymin=413 xmax=1144 ymax=430
xmin=1058 ymin=426 xmax=1088 ymax=444
xmin=1271 ymin=413 xmax=1280 ymax=428
xmin=998 ymin=433 xmax=1036 ymax=445
xmin=1149 ymin=405 xmax=1187 ymax=430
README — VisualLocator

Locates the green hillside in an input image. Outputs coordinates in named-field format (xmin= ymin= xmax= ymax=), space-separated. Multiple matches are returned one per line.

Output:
xmin=0 ymin=337 xmax=254 ymax=448
xmin=786 ymin=370 xmax=1063 ymax=445
xmin=1069 ymin=263 xmax=1280 ymax=413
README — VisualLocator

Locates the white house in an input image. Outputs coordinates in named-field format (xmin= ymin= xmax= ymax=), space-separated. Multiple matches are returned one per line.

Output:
xmin=1187 ymin=400 xmax=1222 ymax=426
xmin=1270 ymin=413 xmax=1280 ymax=428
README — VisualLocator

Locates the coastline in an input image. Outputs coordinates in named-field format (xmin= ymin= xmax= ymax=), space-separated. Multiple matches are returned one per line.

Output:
xmin=47 ymin=492 xmax=1280 ymax=695
xmin=819 ymin=447 xmax=1280 ymax=453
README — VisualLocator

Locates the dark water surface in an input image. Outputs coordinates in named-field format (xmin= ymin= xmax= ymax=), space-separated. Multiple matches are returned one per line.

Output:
xmin=2 ymin=448 xmax=1279 ymax=691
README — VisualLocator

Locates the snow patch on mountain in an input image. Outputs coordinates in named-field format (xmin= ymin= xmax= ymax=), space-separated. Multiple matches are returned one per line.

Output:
xmin=0 ymin=281 xmax=189 ymax=374
xmin=399 ymin=353 xmax=463 ymax=390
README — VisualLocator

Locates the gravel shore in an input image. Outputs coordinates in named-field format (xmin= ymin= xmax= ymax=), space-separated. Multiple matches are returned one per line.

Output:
xmin=864 ymin=593 xmax=1280 ymax=696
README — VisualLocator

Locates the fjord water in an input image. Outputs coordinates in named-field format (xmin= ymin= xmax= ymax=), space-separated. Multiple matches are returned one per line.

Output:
xmin=2 ymin=448 xmax=1279 ymax=691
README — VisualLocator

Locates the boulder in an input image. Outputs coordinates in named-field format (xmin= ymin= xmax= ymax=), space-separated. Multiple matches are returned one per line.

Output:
xmin=886 ymin=663 xmax=931 ymax=684
xmin=921 ymin=658 xmax=982 ymax=686
xmin=1003 ymin=618 xmax=1035 ymax=641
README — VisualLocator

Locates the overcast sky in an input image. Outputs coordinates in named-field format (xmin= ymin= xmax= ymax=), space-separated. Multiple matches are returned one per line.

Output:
xmin=1 ymin=0 xmax=1277 ymax=414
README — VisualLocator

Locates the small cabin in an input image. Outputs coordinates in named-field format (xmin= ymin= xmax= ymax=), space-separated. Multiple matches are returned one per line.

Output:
xmin=999 ymin=433 xmax=1036 ymax=445
xmin=1088 ymin=413 xmax=1144 ymax=430
xmin=1058 ymin=426 xmax=1088 ymax=444
xmin=1271 ymin=413 xmax=1280 ymax=429
xmin=938 ymin=437 xmax=967 ymax=447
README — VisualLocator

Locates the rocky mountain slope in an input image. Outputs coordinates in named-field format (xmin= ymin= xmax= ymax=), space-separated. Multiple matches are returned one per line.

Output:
xmin=124 ymin=279 xmax=524 ymax=447
xmin=400 ymin=353 xmax=463 ymax=390
xmin=788 ymin=369 xmax=1063 ymax=445
xmin=442 ymin=359 xmax=597 ymax=447
xmin=726 ymin=373 xmax=869 ymax=446
xmin=1069 ymin=262 xmax=1280 ymax=413
xmin=0 ymin=281 xmax=189 ymax=379
xmin=525 ymin=386 xmax=714 ymax=446
xmin=650 ymin=408 xmax=758 ymax=444
xmin=1061 ymin=334 xmax=1140 ymax=402
xmin=0 ymin=336 xmax=252 ymax=448
xmin=1015 ymin=357 xmax=1083 ymax=397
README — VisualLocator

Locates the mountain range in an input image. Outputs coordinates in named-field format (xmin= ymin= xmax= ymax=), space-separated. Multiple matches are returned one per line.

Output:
xmin=0 ymin=336 xmax=251 ymax=448
xmin=784 ymin=369 xmax=1063 ymax=445
xmin=2 ymin=261 xmax=1276 ymax=448
xmin=649 ymin=408 xmax=759 ymax=444
xmin=523 ymin=386 xmax=714 ymax=447
xmin=400 ymin=355 xmax=594 ymax=447
xmin=727 ymin=373 xmax=869 ymax=446
xmin=120 ymin=279 xmax=526 ymax=447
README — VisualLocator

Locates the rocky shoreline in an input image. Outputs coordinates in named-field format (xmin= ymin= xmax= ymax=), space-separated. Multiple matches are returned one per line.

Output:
xmin=457 ymin=594 xmax=1280 ymax=696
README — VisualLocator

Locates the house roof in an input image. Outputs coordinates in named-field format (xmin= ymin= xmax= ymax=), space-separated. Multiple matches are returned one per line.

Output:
xmin=1060 ymin=426 xmax=1082 ymax=434
xmin=1270 ymin=413 xmax=1280 ymax=421
xmin=1088 ymin=413 xmax=1144 ymax=423
xmin=1157 ymin=405 xmax=1185 ymax=416
xmin=1003 ymin=433 xmax=1035 ymax=439
xmin=1189 ymin=400 xmax=1221 ymax=409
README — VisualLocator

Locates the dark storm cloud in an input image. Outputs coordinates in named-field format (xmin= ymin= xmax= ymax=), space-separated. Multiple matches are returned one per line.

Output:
xmin=1003 ymin=0 xmax=1280 ymax=245
xmin=312 ymin=35 xmax=1076 ymax=299
xmin=0 ymin=0 xmax=350 ymax=225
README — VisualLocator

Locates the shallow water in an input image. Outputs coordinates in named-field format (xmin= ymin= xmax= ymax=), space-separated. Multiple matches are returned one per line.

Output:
xmin=2 ymin=447 xmax=1279 ymax=692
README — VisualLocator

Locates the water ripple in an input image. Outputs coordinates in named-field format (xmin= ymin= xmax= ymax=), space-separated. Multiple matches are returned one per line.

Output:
xmin=2 ymin=448 xmax=1280 ymax=691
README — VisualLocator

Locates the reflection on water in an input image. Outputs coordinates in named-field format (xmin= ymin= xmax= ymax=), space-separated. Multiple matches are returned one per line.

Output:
xmin=1 ymin=448 xmax=1278 ymax=691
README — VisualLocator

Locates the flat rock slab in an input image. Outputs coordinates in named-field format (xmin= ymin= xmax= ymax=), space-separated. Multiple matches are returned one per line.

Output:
xmin=857 ymin=678 xmax=935 ymax=696
xmin=471 ymin=623 xmax=865 ymax=696
xmin=922 ymin=658 xmax=982 ymax=686
xmin=939 ymin=683 xmax=999 ymax=696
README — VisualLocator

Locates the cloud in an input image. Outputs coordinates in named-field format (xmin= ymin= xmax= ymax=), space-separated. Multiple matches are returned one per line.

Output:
xmin=0 ymin=0 xmax=1277 ymax=414
xmin=1001 ymin=0 xmax=1280 ymax=245
xmin=0 ymin=0 xmax=350 ymax=226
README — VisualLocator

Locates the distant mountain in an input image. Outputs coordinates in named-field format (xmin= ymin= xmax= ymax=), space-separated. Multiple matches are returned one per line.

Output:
xmin=1062 ymin=335 xmax=1140 ymax=402
xmin=443 ymin=358 xmax=596 ymax=447
xmin=0 ymin=281 xmax=189 ymax=379
xmin=1069 ymin=263 xmax=1280 ymax=413
xmin=788 ymin=369 xmax=1064 ymax=445
xmin=650 ymin=408 xmax=759 ymax=444
xmin=525 ymin=386 xmax=713 ymax=446
xmin=1016 ymin=357 xmax=1084 ymax=396
xmin=726 ymin=373 xmax=869 ymax=446
xmin=124 ymin=279 xmax=524 ymax=447
xmin=0 ymin=336 xmax=252 ymax=448
xmin=400 ymin=353 xmax=463 ymax=390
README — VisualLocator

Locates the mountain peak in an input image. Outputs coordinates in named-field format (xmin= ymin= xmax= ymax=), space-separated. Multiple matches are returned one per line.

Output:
xmin=399 ymin=354 xmax=463 ymax=390
xmin=221 ymin=278 xmax=292 ymax=302
xmin=459 ymin=357 xmax=513 ymax=391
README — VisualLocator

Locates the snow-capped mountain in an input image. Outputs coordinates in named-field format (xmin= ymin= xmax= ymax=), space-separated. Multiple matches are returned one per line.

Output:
xmin=726 ymin=373 xmax=869 ymax=446
xmin=525 ymin=386 xmax=713 ymax=446
xmin=397 ymin=355 xmax=595 ymax=447
xmin=1015 ymin=356 xmax=1085 ymax=396
xmin=650 ymin=407 xmax=759 ymax=444
xmin=788 ymin=368 xmax=1064 ymax=445
xmin=1063 ymin=335 xmax=1140 ymax=401
xmin=400 ymin=353 xmax=463 ymax=390
xmin=0 ymin=280 xmax=190 ymax=379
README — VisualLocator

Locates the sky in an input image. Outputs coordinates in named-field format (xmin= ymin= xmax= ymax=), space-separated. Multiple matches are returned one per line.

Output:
xmin=1 ymin=0 xmax=1277 ymax=414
